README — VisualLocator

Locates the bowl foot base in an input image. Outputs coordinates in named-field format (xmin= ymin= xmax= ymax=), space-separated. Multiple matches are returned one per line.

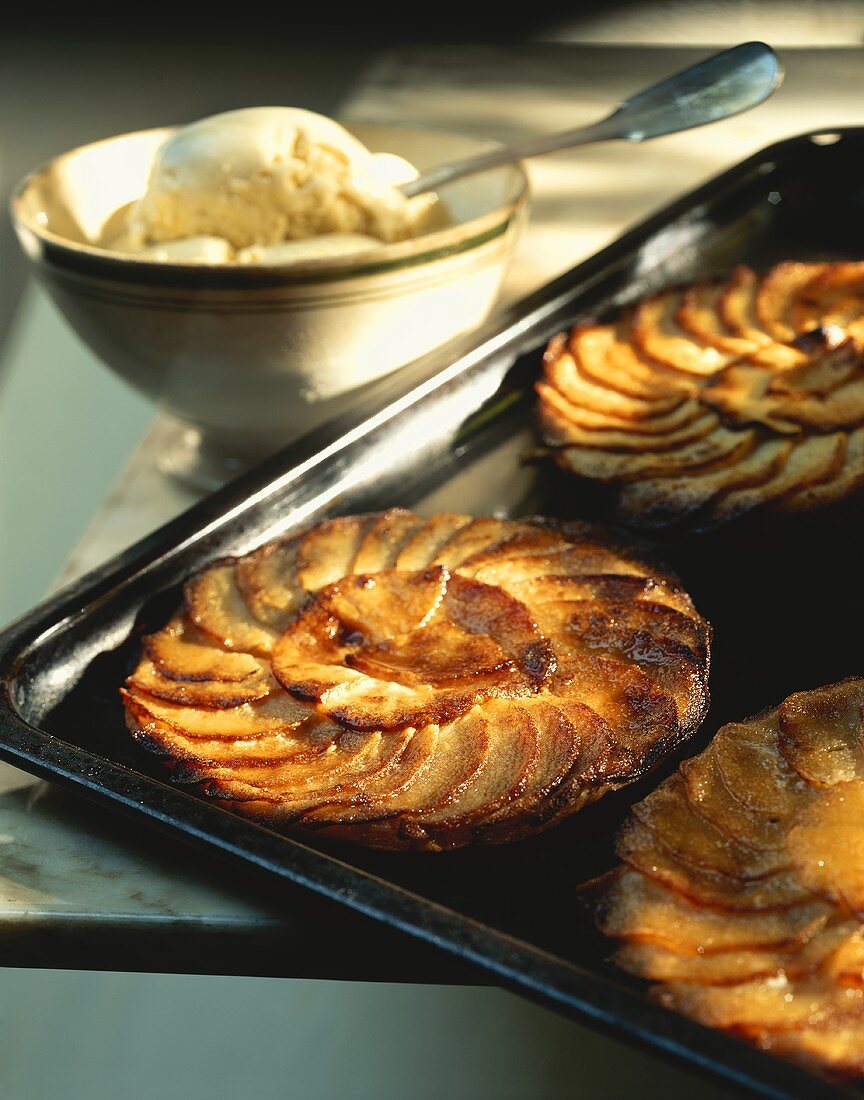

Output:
xmin=158 ymin=424 xmax=256 ymax=492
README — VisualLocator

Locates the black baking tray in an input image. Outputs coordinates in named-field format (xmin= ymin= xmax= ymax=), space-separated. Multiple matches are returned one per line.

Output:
xmin=3 ymin=128 xmax=864 ymax=1100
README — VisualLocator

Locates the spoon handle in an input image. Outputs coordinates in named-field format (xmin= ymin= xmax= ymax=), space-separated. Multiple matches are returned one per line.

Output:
xmin=401 ymin=41 xmax=782 ymax=198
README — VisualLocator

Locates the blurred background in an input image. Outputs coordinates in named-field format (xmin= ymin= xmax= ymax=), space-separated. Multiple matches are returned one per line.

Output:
xmin=0 ymin=3 xmax=862 ymax=1097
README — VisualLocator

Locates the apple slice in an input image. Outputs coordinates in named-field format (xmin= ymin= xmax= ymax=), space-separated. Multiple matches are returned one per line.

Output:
xmin=427 ymin=516 xmax=522 ymax=569
xmin=569 ymin=323 xmax=695 ymax=401
xmin=792 ymin=261 xmax=864 ymax=337
xmin=712 ymin=713 xmax=808 ymax=818
xmin=656 ymin=974 xmax=858 ymax=1033
xmin=755 ymin=262 xmax=830 ymax=343
xmin=682 ymin=750 xmax=795 ymax=852
xmin=676 ymin=280 xmax=760 ymax=356
xmin=556 ymin=426 xmax=756 ymax=484
xmin=293 ymin=514 xmax=375 ymax=592
xmin=769 ymin=339 xmax=861 ymax=397
xmin=144 ymin=617 xmax=262 ymax=682
xmin=185 ymin=561 xmax=280 ymax=655
xmin=201 ymin=728 xmax=405 ymax=805
xmin=121 ymin=688 xmax=310 ymax=742
xmin=127 ymin=658 xmax=273 ymax=709
xmin=393 ymin=512 xmax=473 ymax=570
xmin=617 ymin=812 xmax=810 ymax=911
xmin=616 ymin=920 xmax=857 ymax=984
xmin=539 ymin=398 xmax=717 ymax=452
xmin=410 ymin=700 xmax=541 ymax=843
xmin=763 ymin=1024 xmax=864 ymax=1077
xmin=618 ymin=439 xmax=792 ymax=529
xmin=536 ymin=379 xmax=703 ymax=436
xmin=234 ymin=537 xmax=305 ymax=631
xmin=299 ymin=723 xmax=440 ymax=825
xmin=597 ymin=868 xmax=830 ymax=954
xmin=706 ymin=434 xmax=845 ymax=528
xmin=477 ymin=698 xmax=606 ymax=839
xmin=784 ymin=424 xmax=864 ymax=513
xmin=788 ymin=779 xmax=864 ymax=918
xmin=631 ymin=290 xmax=735 ymax=376
xmin=718 ymin=265 xmax=805 ymax=369
xmin=628 ymin=775 xmax=789 ymax=881
xmin=352 ymin=509 xmax=425 ymax=574
xmin=778 ymin=679 xmax=864 ymax=787
xmin=541 ymin=342 xmax=685 ymax=421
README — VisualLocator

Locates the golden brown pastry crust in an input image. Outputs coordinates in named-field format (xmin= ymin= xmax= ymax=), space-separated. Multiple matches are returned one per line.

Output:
xmin=596 ymin=677 xmax=864 ymax=1080
xmin=538 ymin=263 xmax=864 ymax=531
xmin=122 ymin=509 xmax=710 ymax=850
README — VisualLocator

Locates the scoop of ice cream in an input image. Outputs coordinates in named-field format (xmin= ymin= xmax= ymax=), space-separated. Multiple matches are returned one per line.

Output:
xmin=128 ymin=107 xmax=425 ymax=250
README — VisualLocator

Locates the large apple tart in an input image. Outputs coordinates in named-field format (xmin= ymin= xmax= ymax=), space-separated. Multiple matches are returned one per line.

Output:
xmin=121 ymin=509 xmax=710 ymax=850
xmin=538 ymin=262 xmax=864 ymax=530
xmin=596 ymin=677 xmax=864 ymax=1079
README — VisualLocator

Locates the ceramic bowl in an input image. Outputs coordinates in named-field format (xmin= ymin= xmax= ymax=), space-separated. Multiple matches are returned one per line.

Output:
xmin=11 ymin=122 xmax=529 ymax=487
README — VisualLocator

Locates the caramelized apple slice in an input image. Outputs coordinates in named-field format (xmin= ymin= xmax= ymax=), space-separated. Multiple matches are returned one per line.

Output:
xmin=631 ymin=290 xmax=734 ymax=376
xmin=718 ymin=265 xmax=805 ymax=369
xmin=122 ymin=688 xmax=309 ymax=742
xmin=682 ymin=750 xmax=793 ymax=852
xmin=393 ymin=513 xmax=473 ymax=570
xmin=788 ymin=779 xmax=864 ymax=918
xmin=541 ymin=341 xmax=686 ymax=421
xmin=299 ymin=723 xmax=440 ymax=825
xmin=706 ymin=434 xmax=845 ymax=527
xmin=712 ymin=713 xmax=808 ymax=818
xmin=536 ymin=380 xmax=703 ymax=438
xmin=825 ymin=928 xmax=864 ymax=989
xmin=618 ymin=815 xmax=811 ymax=911
xmin=627 ymin=775 xmax=789 ymax=881
xmin=431 ymin=517 xmax=530 ymax=569
xmin=556 ymin=426 xmax=755 ymax=484
xmin=144 ymin=617 xmax=262 ymax=682
xmin=124 ymin=702 xmax=337 ymax=774
xmin=293 ymin=514 xmax=375 ymax=592
xmin=539 ymin=399 xmax=715 ymax=452
xmin=792 ymin=261 xmax=864 ymax=336
xmin=127 ymin=659 xmax=273 ymax=708
xmin=763 ymin=1024 xmax=864 ymax=1077
xmin=755 ymin=262 xmax=829 ymax=343
xmin=477 ymin=699 xmax=605 ymax=838
xmin=185 ymin=561 xmax=280 ymax=655
xmin=351 ymin=509 xmax=425 ymax=574
xmin=411 ymin=700 xmax=540 ymax=841
xmin=656 ymin=975 xmax=857 ymax=1033
xmin=783 ymin=424 xmax=864 ymax=513
xmin=769 ymin=339 xmax=861 ymax=397
xmin=617 ymin=439 xmax=792 ymax=529
xmin=569 ymin=324 xmax=695 ymax=401
xmin=597 ymin=868 xmax=830 ymax=954
xmin=233 ymin=537 xmax=305 ymax=631
xmin=616 ymin=921 xmax=857 ymax=984
xmin=202 ymin=728 xmax=408 ymax=805
xmin=778 ymin=679 xmax=864 ymax=787
xmin=676 ymin=280 xmax=760 ymax=356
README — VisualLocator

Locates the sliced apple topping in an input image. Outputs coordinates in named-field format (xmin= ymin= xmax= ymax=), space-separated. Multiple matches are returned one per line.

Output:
xmin=124 ymin=511 xmax=709 ymax=850
xmin=596 ymin=677 xmax=864 ymax=1079
xmin=538 ymin=262 xmax=864 ymax=529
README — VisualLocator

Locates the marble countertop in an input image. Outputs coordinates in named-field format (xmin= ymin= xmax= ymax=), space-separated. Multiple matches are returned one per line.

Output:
xmin=1 ymin=39 xmax=863 ymax=1093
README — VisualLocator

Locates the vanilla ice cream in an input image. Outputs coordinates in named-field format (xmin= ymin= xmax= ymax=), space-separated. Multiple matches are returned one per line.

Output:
xmin=106 ymin=107 xmax=445 ymax=263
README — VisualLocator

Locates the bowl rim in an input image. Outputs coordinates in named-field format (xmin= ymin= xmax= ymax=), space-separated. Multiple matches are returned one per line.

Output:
xmin=10 ymin=120 xmax=530 ymax=288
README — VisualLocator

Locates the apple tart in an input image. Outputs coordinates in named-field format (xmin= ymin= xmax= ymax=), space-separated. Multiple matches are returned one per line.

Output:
xmin=538 ymin=262 xmax=864 ymax=530
xmin=121 ymin=509 xmax=710 ymax=850
xmin=596 ymin=677 xmax=864 ymax=1079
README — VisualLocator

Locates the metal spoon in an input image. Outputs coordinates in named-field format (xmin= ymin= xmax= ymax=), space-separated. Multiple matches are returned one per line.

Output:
xmin=401 ymin=41 xmax=782 ymax=198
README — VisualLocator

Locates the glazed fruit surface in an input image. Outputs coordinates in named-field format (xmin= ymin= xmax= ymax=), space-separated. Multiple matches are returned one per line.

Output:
xmin=122 ymin=509 xmax=710 ymax=850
